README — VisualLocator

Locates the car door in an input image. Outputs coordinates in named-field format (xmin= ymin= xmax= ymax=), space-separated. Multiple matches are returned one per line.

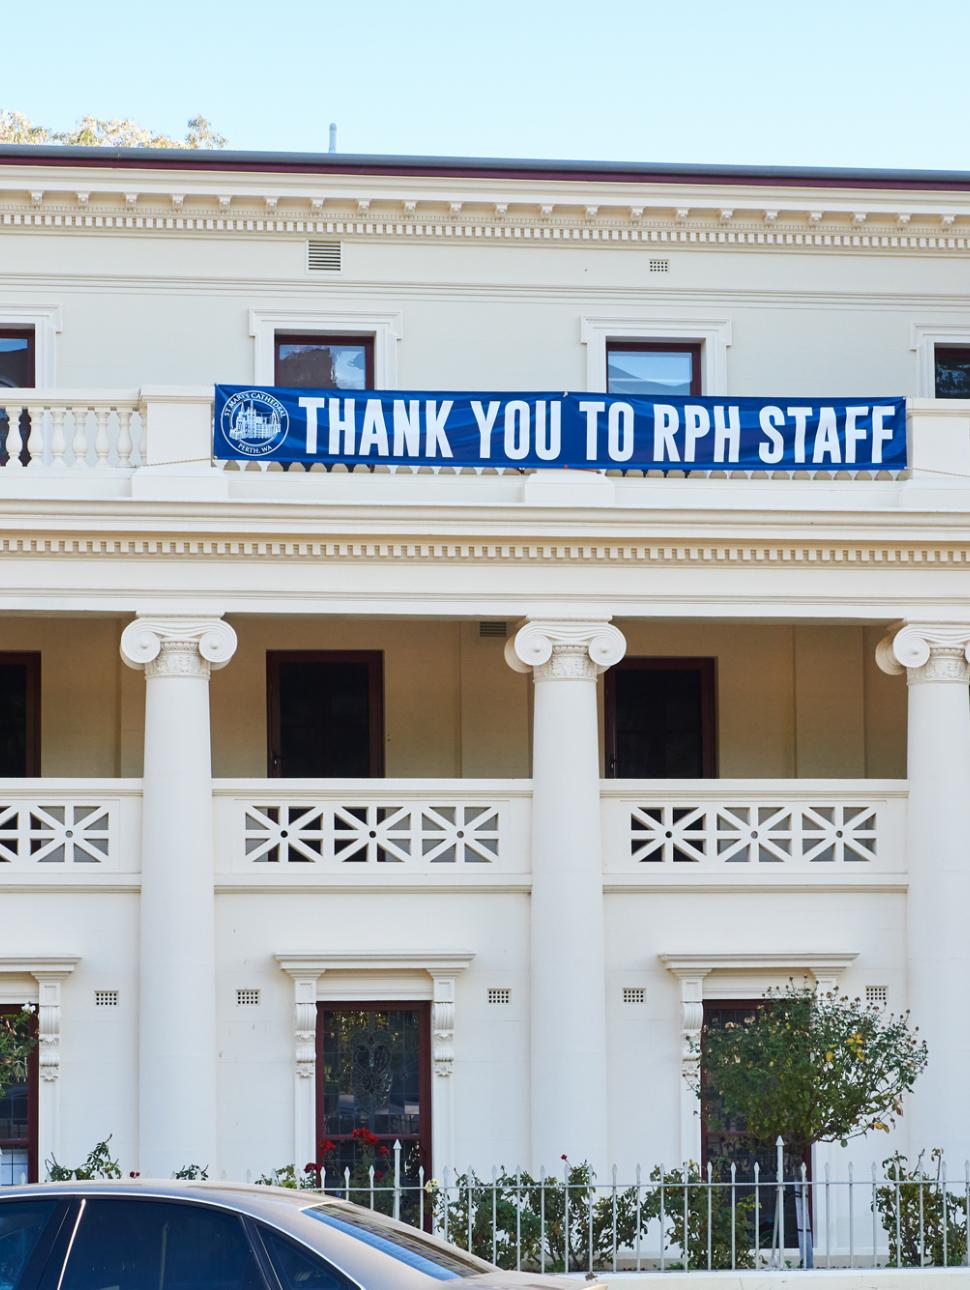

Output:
xmin=51 ymin=1197 xmax=268 ymax=1290
xmin=0 ymin=1198 xmax=70 ymax=1290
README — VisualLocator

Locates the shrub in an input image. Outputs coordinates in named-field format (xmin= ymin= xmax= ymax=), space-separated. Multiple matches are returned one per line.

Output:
xmin=875 ymin=1151 xmax=968 ymax=1267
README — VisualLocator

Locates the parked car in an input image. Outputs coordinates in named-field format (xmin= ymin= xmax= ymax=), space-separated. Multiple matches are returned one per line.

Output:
xmin=0 ymin=1181 xmax=598 ymax=1290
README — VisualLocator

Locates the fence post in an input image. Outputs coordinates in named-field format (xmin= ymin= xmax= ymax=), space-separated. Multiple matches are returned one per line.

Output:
xmin=772 ymin=1136 xmax=785 ymax=1268
xmin=392 ymin=1140 xmax=401 ymax=1221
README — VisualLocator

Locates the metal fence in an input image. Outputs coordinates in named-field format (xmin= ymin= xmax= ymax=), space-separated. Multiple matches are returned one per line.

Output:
xmin=289 ymin=1140 xmax=970 ymax=1273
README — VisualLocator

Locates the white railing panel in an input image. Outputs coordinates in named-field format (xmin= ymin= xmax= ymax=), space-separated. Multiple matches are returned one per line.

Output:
xmin=213 ymin=779 xmax=532 ymax=876
xmin=0 ymin=780 xmax=142 ymax=873
xmin=602 ymin=780 xmax=908 ymax=876
xmin=0 ymin=390 xmax=142 ymax=470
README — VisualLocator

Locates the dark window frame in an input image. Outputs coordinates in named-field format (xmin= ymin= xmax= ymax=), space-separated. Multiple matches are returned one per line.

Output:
xmin=605 ymin=340 xmax=703 ymax=396
xmin=315 ymin=1000 xmax=433 ymax=1175
xmin=0 ymin=1004 xmax=38 ymax=1184
xmin=603 ymin=656 xmax=717 ymax=778
xmin=266 ymin=650 xmax=384 ymax=778
xmin=273 ymin=333 xmax=376 ymax=389
xmin=934 ymin=345 xmax=970 ymax=399
xmin=0 ymin=328 xmax=35 ymax=389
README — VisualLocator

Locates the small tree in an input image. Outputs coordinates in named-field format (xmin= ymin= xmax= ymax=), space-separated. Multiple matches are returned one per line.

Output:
xmin=0 ymin=112 xmax=226 ymax=149
xmin=694 ymin=983 xmax=927 ymax=1160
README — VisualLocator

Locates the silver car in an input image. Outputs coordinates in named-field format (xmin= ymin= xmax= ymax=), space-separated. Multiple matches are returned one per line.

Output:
xmin=0 ymin=1181 xmax=593 ymax=1290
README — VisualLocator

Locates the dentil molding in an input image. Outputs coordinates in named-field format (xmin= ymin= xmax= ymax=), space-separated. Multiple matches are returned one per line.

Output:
xmin=120 ymin=615 xmax=238 ymax=678
xmin=876 ymin=622 xmax=970 ymax=684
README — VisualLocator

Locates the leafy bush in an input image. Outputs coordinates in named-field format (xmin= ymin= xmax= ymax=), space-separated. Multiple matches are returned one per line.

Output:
xmin=875 ymin=1151 xmax=968 ymax=1267
xmin=47 ymin=1137 xmax=121 ymax=1181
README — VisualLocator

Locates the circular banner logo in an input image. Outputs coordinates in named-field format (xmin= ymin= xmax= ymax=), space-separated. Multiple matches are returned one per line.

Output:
xmin=220 ymin=389 xmax=289 ymax=458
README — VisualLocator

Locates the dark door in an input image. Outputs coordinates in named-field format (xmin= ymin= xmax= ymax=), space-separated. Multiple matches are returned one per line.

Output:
xmin=267 ymin=651 xmax=383 ymax=778
xmin=0 ymin=655 xmax=40 ymax=777
xmin=316 ymin=1003 xmax=431 ymax=1218
xmin=605 ymin=657 xmax=716 ymax=778
xmin=0 ymin=1006 xmax=38 ymax=1184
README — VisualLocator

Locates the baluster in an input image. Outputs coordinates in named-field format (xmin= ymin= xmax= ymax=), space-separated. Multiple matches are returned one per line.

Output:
xmin=4 ymin=405 xmax=23 ymax=469
xmin=25 ymin=404 xmax=44 ymax=467
xmin=71 ymin=405 xmax=89 ymax=467
xmin=94 ymin=406 xmax=110 ymax=466
xmin=116 ymin=407 xmax=133 ymax=467
xmin=50 ymin=407 xmax=66 ymax=466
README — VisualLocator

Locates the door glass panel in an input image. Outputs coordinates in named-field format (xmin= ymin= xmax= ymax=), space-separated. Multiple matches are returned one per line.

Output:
xmin=276 ymin=659 xmax=374 ymax=778
xmin=0 ymin=337 xmax=31 ymax=389
xmin=0 ymin=1200 xmax=58 ymax=1287
xmin=607 ymin=348 xmax=695 ymax=396
xmin=60 ymin=1199 xmax=264 ymax=1290
xmin=935 ymin=348 xmax=970 ymax=399
xmin=611 ymin=664 xmax=711 ymax=778
xmin=0 ymin=663 xmax=33 ymax=778
xmin=319 ymin=1007 xmax=426 ymax=1219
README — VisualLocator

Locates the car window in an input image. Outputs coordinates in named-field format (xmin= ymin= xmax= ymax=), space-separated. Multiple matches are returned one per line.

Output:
xmin=59 ymin=1199 xmax=265 ymax=1290
xmin=0 ymin=1201 xmax=59 ymax=1290
xmin=259 ymin=1226 xmax=354 ymax=1290
xmin=306 ymin=1208 xmax=486 ymax=1280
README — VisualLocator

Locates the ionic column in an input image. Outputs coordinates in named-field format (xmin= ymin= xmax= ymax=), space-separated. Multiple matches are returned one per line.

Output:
xmin=506 ymin=618 xmax=626 ymax=1171
xmin=121 ymin=614 xmax=237 ymax=1177
xmin=876 ymin=622 xmax=970 ymax=1159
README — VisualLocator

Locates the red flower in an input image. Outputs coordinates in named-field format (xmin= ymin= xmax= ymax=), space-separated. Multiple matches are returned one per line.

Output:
xmin=378 ymin=1145 xmax=389 ymax=1157
xmin=560 ymin=1154 xmax=569 ymax=1162
xmin=351 ymin=1127 xmax=380 ymax=1147
xmin=304 ymin=1162 xmax=322 ymax=1175
xmin=320 ymin=1140 xmax=337 ymax=1156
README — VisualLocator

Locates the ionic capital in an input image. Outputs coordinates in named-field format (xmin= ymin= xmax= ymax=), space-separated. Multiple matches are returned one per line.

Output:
xmin=120 ymin=615 xmax=237 ymax=680
xmin=505 ymin=618 xmax=626 ymax=681
xmin=876 ymin=622 xmax=970 ymax=685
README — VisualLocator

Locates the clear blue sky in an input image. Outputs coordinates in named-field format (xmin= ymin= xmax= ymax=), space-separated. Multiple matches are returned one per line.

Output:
xmin=8 ymin=0 xmax=970 ymax=168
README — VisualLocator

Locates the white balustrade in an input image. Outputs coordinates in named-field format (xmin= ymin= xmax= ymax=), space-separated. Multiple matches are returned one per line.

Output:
xmin=0 ymin=391 xmax=142 ymax=469
xmin=213 ymin=780 xmax=532 ymax=875
xmin=601 ymin=779 xmax=908 ymax=876
xmin=0 ymin=781 xmax=142 ymax=872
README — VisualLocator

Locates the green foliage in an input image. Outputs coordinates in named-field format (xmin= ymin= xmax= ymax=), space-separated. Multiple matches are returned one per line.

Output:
xmin=0 ymin=111 xmax=226 ymax=149
xmin=253 ymin=1163 xmax=319 ymax=1190
xmin=0 ymin=1005 xmax=37 ymax=1098
xmin=875 ymin=1151 xmax=968 ymax=1267
xmin=696 ymin=983 xmax=927 ymax=1155
xmin=172 ymin=1163 xmax=209 ymax=1180
xmin=47 ymin=1137 xmax=121 ymax=1181
xmin=639 ymin=1163 xmax=757 ymax=1271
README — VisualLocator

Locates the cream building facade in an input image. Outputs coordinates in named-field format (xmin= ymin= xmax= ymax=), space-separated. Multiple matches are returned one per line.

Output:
xmin=0 ymin=146 xmax=968 ymax=1195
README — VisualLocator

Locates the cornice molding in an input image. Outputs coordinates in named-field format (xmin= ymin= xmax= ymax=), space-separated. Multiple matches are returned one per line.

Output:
xmin=0 ymin=532 xmax=969 ymax=567
xmin=1 ymin=196 xmax=969 ymax=255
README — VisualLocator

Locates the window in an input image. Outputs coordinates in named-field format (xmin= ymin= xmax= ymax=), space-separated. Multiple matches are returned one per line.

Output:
xmin=0 ymin=655 xmax=40 ymax=778
xmin=316 ymin=1004 xmax=431 ymax=1218
xmin=59 ymin=1199 xmax=264 ymax=1290
xmin=267 ymin=651 xmax=384 ymax=778
xmin=274 ymin=334 xmax=374 ymax=390
xmin=606 ymin=342 xmax=701 ymax=397
xmin=0 ymin=1199 xmax=60 ymax=1286
xmin=306 ymin=1206 xmax=486 ymax=1278
xmin=935 ymin=347 xmax=970 ymax=399
xmin=258 ymin=1225 xmax=353 ymax=1290
xmin=702 ymin=1000 xmax=809 ymax=1246
xmin=0 ymin=1008 xmax=37 ymax=1186
xmin=0 ymin=330 xmax=34 ymax=390
xmin=604 ymin=658 xmax=717 ymax=778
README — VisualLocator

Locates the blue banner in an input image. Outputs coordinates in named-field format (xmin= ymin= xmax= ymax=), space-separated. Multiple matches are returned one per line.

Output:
xmin=213 ymin=386 xmax=907 ymax=471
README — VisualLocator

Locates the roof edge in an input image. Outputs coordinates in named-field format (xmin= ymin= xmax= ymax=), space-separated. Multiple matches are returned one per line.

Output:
xmin=1 ymin=145 xmax=970 ymax=190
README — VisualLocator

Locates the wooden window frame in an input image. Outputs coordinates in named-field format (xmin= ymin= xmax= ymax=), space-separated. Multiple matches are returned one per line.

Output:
xmin=0 ymin=328 xmax=35 ymax=389
xmin=315 ymin=1001 xmax=433 ymax=1174
xmin=273 ymin=333 xmax=375 ymax=389
xmin=604 ymin=656 xmax=717 ymax=778
xmin=0 ymin=1004 xmax=38 ymax=1183
xmin=266 ymin=650 xmax=384 ymax=778
xmin=606 ymin=340 xmax=703 ymax=396
xmin=934 ymin=345 xmax=970 ymax=398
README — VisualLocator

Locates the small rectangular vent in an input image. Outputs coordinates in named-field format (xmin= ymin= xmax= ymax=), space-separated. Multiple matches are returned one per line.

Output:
xmin=623 ymin=987 xmax=646 ymax=1004
xmin=865 ymin=985 xmax=888 ymax=1008
xmin=487 ymin=987 xmax=511 ymax=1005
xmin=236 ymin=988 xmax=261 ymax=1007
xmin=307 ymin=240 xmax=342 ymax=272
xmin=479 ymin=621 xmax=508 ymax=638
xmin=95 ymin=990 xmax=119 ymax=1007
xmin=649 ymin=258 xmax=670 ymax=273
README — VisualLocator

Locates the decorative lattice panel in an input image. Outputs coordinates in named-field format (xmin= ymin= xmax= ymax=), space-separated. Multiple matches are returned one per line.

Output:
xmin=244 ymin=802 xmax=501 ymax=865
xmin=630 ymin=802 xmax=878 ymax=865
xmin=0 ymin=803 xmax=112 ymax=865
